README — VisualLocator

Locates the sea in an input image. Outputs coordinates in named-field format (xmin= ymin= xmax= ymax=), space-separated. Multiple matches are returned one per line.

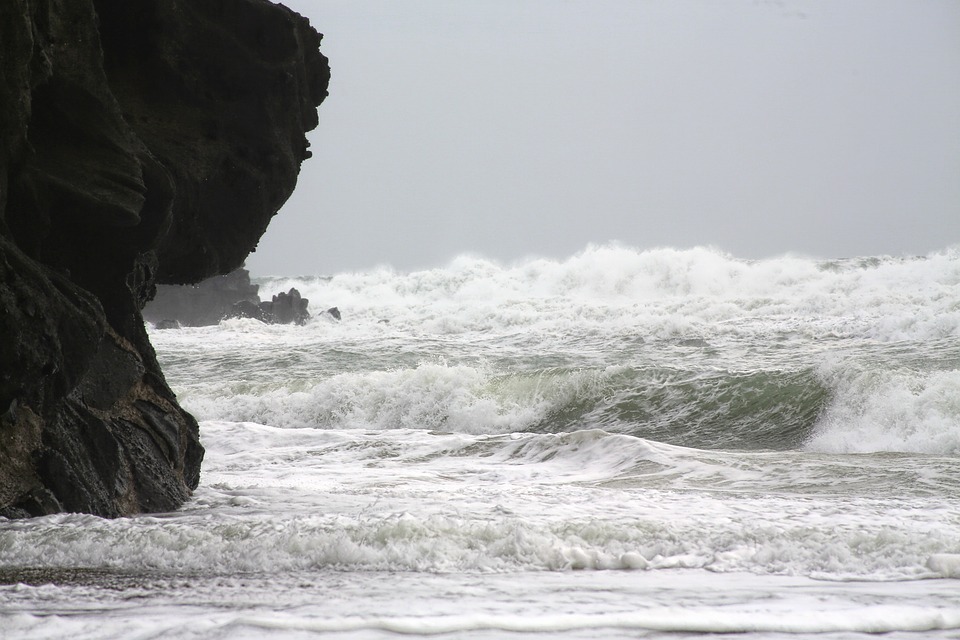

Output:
xmin=2 ymin=244 xmax=960 ymax=639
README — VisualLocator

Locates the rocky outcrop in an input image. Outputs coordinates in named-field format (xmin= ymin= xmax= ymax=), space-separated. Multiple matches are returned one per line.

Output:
xmin=143 ymin=267 xmax=313 ymax=326
xmin=144 ymin=268 xmax=262 ymax=327
xmin=0 ymin=0 xmax=329 ymax=517
xmin=226 ymin=286 xmax=312 ymax=326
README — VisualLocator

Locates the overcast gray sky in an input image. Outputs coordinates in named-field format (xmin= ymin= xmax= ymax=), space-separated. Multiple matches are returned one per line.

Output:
xmin=246 ymin=0 xmax=960 ymax=275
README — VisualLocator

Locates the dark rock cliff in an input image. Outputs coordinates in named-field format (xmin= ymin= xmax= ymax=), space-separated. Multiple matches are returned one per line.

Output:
xmin=0 ymin=0 xmax=329 ymax=517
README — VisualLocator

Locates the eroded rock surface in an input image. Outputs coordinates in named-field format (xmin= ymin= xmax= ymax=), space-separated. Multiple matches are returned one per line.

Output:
xmin=0 ymin=0 xmax=329 ymax=517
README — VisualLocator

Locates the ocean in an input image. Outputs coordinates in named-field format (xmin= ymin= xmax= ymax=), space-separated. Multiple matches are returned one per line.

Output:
xmin=3 ymin=244 xmax=960 ymax=638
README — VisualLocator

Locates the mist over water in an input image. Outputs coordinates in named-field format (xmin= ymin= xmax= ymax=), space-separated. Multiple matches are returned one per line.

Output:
xmin=4 ymin=244 xmax=960 ymax=638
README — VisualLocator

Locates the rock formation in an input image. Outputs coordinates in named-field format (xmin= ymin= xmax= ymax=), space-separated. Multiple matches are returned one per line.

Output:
xmin=0 ymin=0 xmax=329 ymax=517
xmin=144 ymin=267 xmax=262 ymax=327
xmin=143 ymin=267 xmax=313 ymax=327
xmin=227 ymin=286 xmax=312 ymax=325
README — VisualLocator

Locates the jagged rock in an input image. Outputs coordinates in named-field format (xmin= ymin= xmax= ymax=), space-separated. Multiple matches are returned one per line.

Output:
xmin=226 ymin=299 xmax=266 ymax=323
xmin=227 ymin=287 xmax=311 ymax=325
xmin=326 ymin=306 xmax=341 ymax=321
xmin=0 ymin=0 xmax=329 ymax=518
xmin=262 ymin=288 xmax=310 ymax=325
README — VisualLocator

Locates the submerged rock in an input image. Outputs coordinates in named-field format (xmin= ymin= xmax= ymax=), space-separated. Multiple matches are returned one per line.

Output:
xmin=0 ymin=0 xmax=330 ymax=517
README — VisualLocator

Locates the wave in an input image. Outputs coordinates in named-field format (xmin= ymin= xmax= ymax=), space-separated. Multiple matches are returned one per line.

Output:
xmin=2 ymin=424 xmax=958 ymax=581
xmin=532 ymin=366 xmax=828 ymax=450
xmin=175 ymin=361 xmax=827 ymax=449
xmin=173 ymin=354 xmax=960 ymax=454
xmin=151 ymin=243 xmax=960 ymax=455
xmin=255 ymin=244 xmax=960 ymax=342
xmin=141 ymin=608 xmax=960 ymax=637
xmin=806 ymin=356 xmax=960 ymax=454
xmin=5 ymin=572 xmax=960 ymax=637
xmin=2 ymin=505 xmax=956 ymax=578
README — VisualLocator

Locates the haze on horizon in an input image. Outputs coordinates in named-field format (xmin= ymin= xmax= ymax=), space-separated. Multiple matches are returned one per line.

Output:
xmin=246 ymin=0 xmax=960 ymax=276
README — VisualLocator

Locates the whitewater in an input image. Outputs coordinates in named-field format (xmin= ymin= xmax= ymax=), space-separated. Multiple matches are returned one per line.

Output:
xmin=2 ymin=244 xmax=960 ymax=639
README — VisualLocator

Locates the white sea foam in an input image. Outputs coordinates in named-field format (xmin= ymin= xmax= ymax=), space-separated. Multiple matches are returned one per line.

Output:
xmin=3 ymin=423 xmax=957 ymax=582
xmin=148 ymin=244 xmax=960 ymax=455
xmin=5 ymin=571 xmax=960 ymax=640
xmin=808 ymin=357 xmax=960 ymax=454
xmin=176 ymin=361 xmax=627 ymax=434
xmin=166 ymin=350 xmax=960 ymax=456
xmin=226 ymin=607 xmax=960 ymax=635
xmin=253 ymin=244 xmax=960 ymax=343
xmin=926 ymin=554 xmax=960 ymax=578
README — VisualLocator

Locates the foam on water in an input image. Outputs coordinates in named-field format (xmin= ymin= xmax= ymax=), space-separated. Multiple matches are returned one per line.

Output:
xmin=807 ymin=353 xmax=960 ymax=454
xmin=5 ymin=571 xmax=960 ymax=639
xmin=2 ymin=423 xmax=958 ymax=581
xmin=151 ymin=245 xmax=960 ymax=453
xmin=211 ymin=606 xmax=960 ymax=636
xmin=165 ymin=353 xmax=960 ymax=455
xmin=255 ymin=244 xmax=960 ymax=342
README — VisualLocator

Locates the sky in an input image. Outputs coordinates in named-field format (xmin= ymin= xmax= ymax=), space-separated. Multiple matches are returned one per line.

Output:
xmin=245 ymin=0 xmax=960 ymax=275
